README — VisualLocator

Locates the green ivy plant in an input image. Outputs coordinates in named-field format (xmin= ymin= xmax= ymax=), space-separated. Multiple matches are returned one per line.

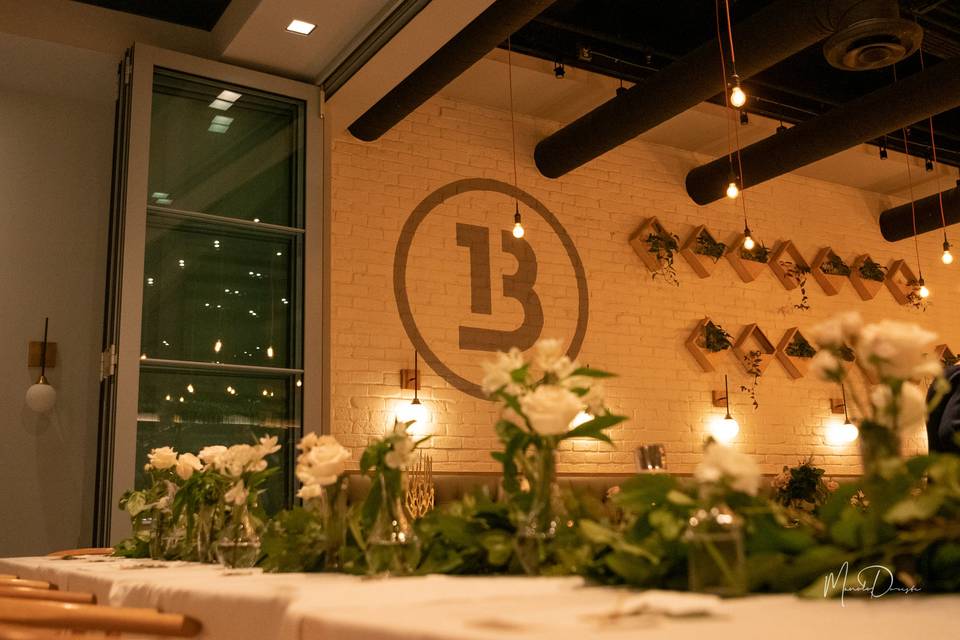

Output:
xmin=785 ymin=333 xmax=816 ymax=359
xmin=820 ymin=253 xmax=851 ymax=277
xmin=741 ymin=242 xmax=771 ymax=264
xmin=694 ymin=230 xmax=726 ymax=263
xmin=646 ymin=228 xmax=681 ymax=286
xmin=780 ymin=261 xmax=811 ymax=311
xmin=739 ymin=350 xmax=763 ymax=410
xmin=858 ymin=257 xmax=887 ymax=282
xmin=704 ymin=321 xmax=733 ymax=353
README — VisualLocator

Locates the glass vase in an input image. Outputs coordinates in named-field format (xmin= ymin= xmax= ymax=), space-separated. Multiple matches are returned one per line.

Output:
xmin=216 ymin=504 xmax=261 ymax=569
xmin=515 ymin=441 xmax=561 ymax=575
xmin=195 ymin=503 xmax=223 ymax=564
xmin=366 ymin=473 xmax=419 ymax=575
xmin=320 ymin=477 xmax=349 ymax=571
xmin=858 ymin=420 xmax=901 ymax=476
xmin=147 ymin=509 xmax=167 ymax=560
xmin=685 ymin=505 xmax=747 ymax=597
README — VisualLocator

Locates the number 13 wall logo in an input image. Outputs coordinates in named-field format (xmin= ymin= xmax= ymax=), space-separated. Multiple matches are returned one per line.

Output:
xmin=394 ymin=179 xmax=588 ymax=399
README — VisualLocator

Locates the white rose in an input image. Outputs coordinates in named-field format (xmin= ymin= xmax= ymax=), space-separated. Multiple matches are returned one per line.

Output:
xmin=297 ymin=432 xmax=320 ymax=452
xmin=519 ymin=385 xmax=583 ymax=436
xmin=809 ymin=350 xmax=841 ymax=382
xmin=175 ymin=453 xmax=202 ymax=480
xmin=258 ymin=435 xmax=282 ymax=456
xmin=297 ymin=483 xmax=325 ymax=500
xmin=296 ymin=435 xmax=350 ymax=487
xmin=870 ymin=381 xmax=926 ymax=430
xmin=695 ymin=442 xmax=760 ymax=496
xmin=385 ymin=434 xmax=415 ymax=469
xmin=481 ymin=348 xmax=526 ymax=395
xmin=534 ymin=339 xmax=577 ymax=378
xmin=198 ymin=445 xmax=227 ymax=466
xmin=810 ymin=312 xmax=862 ymax=349
xmin=225 ymin=481 xmax=249 ymax=506
xmin=147 ymin=446 xmax=178 ymax=471
xmin=857 ymin=320 xmax=938 ymax=380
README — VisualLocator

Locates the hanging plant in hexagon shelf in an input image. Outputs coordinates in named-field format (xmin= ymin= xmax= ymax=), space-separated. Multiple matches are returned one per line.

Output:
xmin=810 ymin=247 xmax=851 ymax=296
xmin=776 ymin=327 xmax=817 ymax=379
xmin=732 ymin=323 xmax=776 ymax=409
xmin=685 ymin=317 xmax=734 ymax=372
xmin=725 ymin=233 xmax=771 ymax=283
xmin=679 ymin=225 xmax=727 ymax=278
xmin=769 ymin=240 xmax=812 ymax=311
xmin=628 ymin=216 xmax=680 ymax=286
xmin=849 ymin=254 xmax=887 ymax=301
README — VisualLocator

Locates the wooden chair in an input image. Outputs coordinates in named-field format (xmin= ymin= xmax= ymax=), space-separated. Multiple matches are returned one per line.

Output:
xmin=0 ymin=598 xmax=201 ymax=637
xmin=45 ymin=548 xmax=114 ymax=558
xmin=0 ymin=580 xmax=51 ymax=591
xmin=0 ymin=587 xmax=94 ymax=604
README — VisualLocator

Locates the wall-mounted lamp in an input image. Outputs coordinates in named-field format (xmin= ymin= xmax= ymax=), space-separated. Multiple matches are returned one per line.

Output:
xmin=709 ymin=375 xmax=739 ymax=444
xmin=397 ymin=351 xmax=428 ymax=426
xmin=826 ymin=385 xmax=859 ymax=445
xmin=26 ymin=317 xmax=57 ymax=413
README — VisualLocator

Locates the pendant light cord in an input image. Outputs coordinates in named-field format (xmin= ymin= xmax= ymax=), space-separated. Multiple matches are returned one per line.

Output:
xmin=919 ymin=47 xmax=949 ymax=243
xmin=507 ymin=37 xmax=520 ymax=209
xmin=40 ymin=317 xmax=49 ymax=378
xmin=413 ymin=350 xmax=419 ymax=402
xmin=716 ymin=0 xmax=750 ymax=231
xmin=724 ymin=374 xmax=731 ymax=419
xmin=893 ymin=64 xmax=924 ymax=280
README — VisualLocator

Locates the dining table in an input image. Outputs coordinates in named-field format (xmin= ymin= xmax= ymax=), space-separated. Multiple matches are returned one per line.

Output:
xmin=0 ymin=555 xmax=954 ymax=640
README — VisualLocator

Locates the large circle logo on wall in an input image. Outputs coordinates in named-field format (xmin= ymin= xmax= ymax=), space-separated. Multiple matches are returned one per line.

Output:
xmin=394 ymin=178 xmax=588 ymax=399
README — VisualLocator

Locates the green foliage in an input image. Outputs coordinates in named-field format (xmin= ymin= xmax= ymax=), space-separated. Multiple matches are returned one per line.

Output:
xmin=694 ymin=230 xmax=726 ymax=262
xmin=820 ymin=253 xmax=852 ymax=276
xmin=780 ymin=260 xmax=811 ymax=311
xmin=703 ymin=321 xmax=733 ymax=353
xmin=785 ymin=333 xmax=816 ymax=359
xmin=772 ymin=458 xmax=832 ymax=510
xmin=260 ymin=507 xmax=326 ymax=572
xmin=646 ymin=227 xmax=680 ymax=286
xmin=741 ymin=242 xmax=770 ymax=263
xmin=739 ymin=350 xmax=763 ymax=410
xmin=858 ymin=257 xmax=887 ymax=282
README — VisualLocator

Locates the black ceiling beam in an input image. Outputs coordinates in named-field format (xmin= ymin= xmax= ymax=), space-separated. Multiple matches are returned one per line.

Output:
xmin=685 ymin=56 xmax=960 ymax=204
xmin=533 ymin=0 xmax=877 ymax=178
xmin=348 ymin=0 xmax=555 ymax=142
xmin=879 ymin=182 xmax=960 ymax=241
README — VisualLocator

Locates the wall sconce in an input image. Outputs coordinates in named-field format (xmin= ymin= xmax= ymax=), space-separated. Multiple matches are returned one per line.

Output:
xmin=26 ymin=318 xmax=57 ymax=413
xmin=397 ymin=351 xmax=428 ymax=427
xmin=708 ymin=375 xmax=739 ymax=443
xmin=826 ymin=384 xmax=859 ymax=445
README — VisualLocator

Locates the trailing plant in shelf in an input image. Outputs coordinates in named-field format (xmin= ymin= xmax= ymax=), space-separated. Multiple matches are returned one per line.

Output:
xmin=704 ymin=320 xmax=733 ymax=353
xmin=905 ymin=281 xmax=930 ymax=312
xmin=857 ymin=257 xmax=886 ymax=282
xmin=694 ymin=230 xmax=726 ymax=262
xmin=646 ymin=228 xmax=681 ymax=286
xmin=819 ymin=252 xmax=851 ymax=277
xmin=785 ymin=333 xmax=816 ymax=359
xmin=779 ymin=261 xmax=811 ymax=311
xmin=740 ymin=349 xmax=763 ymax=410
xmin=741 ymin=242 xmax=771 ymax=263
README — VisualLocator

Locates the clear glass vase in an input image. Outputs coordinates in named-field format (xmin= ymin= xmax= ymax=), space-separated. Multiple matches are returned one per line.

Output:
xmin=319 ymin=477 xmax=349 ymax=571
xmin=515 ymin=441 xmax=561 ymax=575
xmin=147 ymin=509 xmax=167 ymax=560
xmin=685 ymin=505 xmax=747 ymax=597
xmin=858 ymin=419 xmax=901 ymax=476
xmin=195 ymin=503 xmax=223 ymax=564
xmin=216 ymin=504 xmax=261 ymax=569
xmin=366 ymin=473 xmax=419 ymax=575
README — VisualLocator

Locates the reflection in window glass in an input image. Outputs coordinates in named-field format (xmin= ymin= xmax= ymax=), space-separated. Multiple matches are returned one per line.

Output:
xmin=148 ymin=71 xmax=303 ymax=228
xmin=141 ymin=217 xmax=298 ymax=368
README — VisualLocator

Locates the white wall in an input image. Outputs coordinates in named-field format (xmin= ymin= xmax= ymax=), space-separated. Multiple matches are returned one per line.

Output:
xmin=0 ymin=33 xmax=115 ymax=555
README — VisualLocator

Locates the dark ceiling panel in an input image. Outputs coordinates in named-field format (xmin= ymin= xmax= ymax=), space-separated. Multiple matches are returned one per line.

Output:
xmin=506 ymin=0 xmax=960 ymax=168
xmin=73 ymin=0 xmax=233 ymax=31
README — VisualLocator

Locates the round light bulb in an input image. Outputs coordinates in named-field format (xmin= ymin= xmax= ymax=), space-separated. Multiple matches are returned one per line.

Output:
xmin=710 ymin=416 xmax=739 ymax=444
xmin=919 ymin=284 xmax=930 ymax=298
xmin=396 ymin=399 xmax=428 ymax=425
xmin=25 ymin=380 xmax=57 ymax=413
xmin=726 ymin=181 xmax=739 ymax=199
xmin=512 ymin=222 xmax=525 ymax=238
xmin=743 ymin=235 xmax=755 ymax=251
xmin=826 ymin=421 xmax=859 ymax=446
xmin=943 ymin=249 xmax=954 ymax=265
xmin=730 ymin=85 xmax=746 ymax=108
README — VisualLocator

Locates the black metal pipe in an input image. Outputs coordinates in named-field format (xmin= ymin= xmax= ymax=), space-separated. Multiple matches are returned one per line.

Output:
xmin=879 ymin=183 xmax=960 ymax=241
xmin=685 ymin=56 xmax=960 ymax=205
xmin=348 ymin=0 xmax=554 ymax=142
xmin=533 ymin=0 xmax=870 ymax=178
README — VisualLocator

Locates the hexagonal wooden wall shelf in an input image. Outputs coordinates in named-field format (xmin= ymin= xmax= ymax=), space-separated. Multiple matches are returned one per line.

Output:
xmin=768 ymin=240 xmax=811 ymax=290
xmin=685 ymin=317 xmax=734 ymax=372
xmin=884 ymin=259 xmax=920 ymax=305
xmin=679 ymin=226 xmax=726 ymax=278
xmin=775 ymin=327 xmax=816 ymax=379
xmin=935 ymin=344 xmax=959 ymax=368
xmin=725 ymin=234 xmax=769 ymax=283
xmin=732 ymin=323 xmax=776 ymax=376
xmin=849 ymin=254 xmax=886 ymax=301
xmin=810 ymin=247 xmax=849 ymax=296
xmin=628 ymin=216 xmax=676 ymax=274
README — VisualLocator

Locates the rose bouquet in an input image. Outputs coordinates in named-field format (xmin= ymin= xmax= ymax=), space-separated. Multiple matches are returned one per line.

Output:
xmin=481 ymin=338 xmax=626 ymax=573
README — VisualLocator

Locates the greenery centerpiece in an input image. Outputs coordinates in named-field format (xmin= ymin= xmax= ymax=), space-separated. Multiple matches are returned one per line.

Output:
xmin=481 ymin=338 xmax=626 ymax=574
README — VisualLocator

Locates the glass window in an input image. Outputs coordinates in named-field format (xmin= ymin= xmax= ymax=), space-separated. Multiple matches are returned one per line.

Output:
xmin=136 ymin=69 xmax=305 ymax=511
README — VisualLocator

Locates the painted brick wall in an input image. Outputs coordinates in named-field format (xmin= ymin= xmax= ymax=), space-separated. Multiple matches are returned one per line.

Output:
xmin=329 ymin=96 xmax=958 ymax=477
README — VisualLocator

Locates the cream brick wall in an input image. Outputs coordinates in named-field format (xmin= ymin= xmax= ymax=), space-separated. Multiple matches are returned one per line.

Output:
xmin=330 ymin=96 xmax=958 ymax=477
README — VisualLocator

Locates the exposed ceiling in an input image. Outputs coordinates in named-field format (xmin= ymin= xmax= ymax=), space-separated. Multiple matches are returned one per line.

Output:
xmin=73 ymin=0 xmax=233 ymax=31
xmin=506 ymin=0 xmax=960 ymax=169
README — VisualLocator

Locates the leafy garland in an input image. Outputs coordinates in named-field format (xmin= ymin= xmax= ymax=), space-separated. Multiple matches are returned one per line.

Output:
xmin=785 ymin=333 xmax=816 ymax=359
xmin=858 ymin=257 xmax=887 ymax=282
xmin=694 ymin=230 xmax=726 ymax=263
xmin=646 ymin=227 xmax=681 ymax=286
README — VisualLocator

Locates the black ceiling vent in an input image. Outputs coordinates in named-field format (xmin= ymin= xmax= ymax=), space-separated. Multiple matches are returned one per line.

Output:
xmin=822 ymin=0 xmax=922 ymax=70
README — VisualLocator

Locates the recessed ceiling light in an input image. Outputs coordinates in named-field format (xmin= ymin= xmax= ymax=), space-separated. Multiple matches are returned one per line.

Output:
xmin=208 ymin=99 xmax=233 ymax=111
xmin=208 ymin=123 xmax=229 ymax=134
xmin=217 ymin=90 xmax=242 ymax=102
xmin=286 ymin=19 xmax=315 ymax=35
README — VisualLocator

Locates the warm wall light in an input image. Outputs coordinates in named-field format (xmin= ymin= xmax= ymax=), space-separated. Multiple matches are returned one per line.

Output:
xmin=25 ymin=318 xmax=56 ymax=414
xmin=709 ymin=375 xmax=739 ymax=444
xmin=286 ymin=19 xmax=316 ymax=35
xmin=826 ymin=385 xmax=859 ymax=445
xmin=398 ymin=351 xmax=429 ymax=430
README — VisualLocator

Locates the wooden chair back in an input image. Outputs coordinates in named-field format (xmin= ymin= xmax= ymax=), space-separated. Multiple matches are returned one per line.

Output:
xmin=0 ymin=586 xmax=94 ymax=604
xmin=0 ymin=598 xmax=201 ymax=637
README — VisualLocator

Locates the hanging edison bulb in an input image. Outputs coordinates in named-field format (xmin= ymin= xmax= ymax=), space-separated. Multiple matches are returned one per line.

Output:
xmin=214 ymin=339 xmax=223 ymax=353
xmin=729 ymin=75 xmax=746 ymax=108
xmin=266 ymin=346 xmax=275 ymax=359
xmin=512 ymin=204 xmax=525 ymax=239
xmin=943 ymin=240 xmax=954 ymax=265
xmin=742 ymin=226 xmax=755 ymax=251
xmin=918 ymin=278 xmax=930 ymax=299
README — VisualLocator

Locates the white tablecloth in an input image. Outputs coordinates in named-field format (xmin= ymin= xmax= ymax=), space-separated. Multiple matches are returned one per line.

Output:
xmin=1 ymin=556 xmax=955 ymax=640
